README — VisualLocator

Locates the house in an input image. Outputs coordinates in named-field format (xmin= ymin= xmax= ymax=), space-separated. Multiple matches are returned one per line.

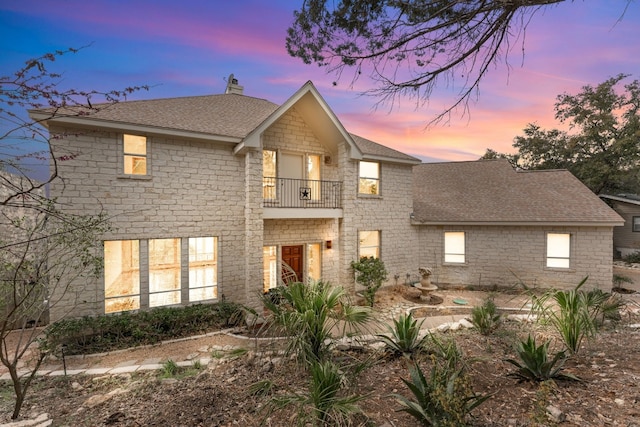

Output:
xmin=599 ymin=194 xmax=640 ymax=258
xmin=30 ymin=79 xmax=421 ymax=322
xmin=412 ymin=160 xmax=623 ymax=290
xmin=29 ymin=79 xmax=623 ymax=322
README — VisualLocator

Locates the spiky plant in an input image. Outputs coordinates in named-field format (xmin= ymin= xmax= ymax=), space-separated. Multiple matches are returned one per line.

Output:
xmin=505 ymin=334 xmax=579 ymax=382
xmin=377 ymin=312 xmax=429 ymax=358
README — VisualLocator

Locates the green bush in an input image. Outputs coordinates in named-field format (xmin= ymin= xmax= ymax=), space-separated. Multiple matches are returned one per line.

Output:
xmin=351 ymin=256 xmax=388 ymax=307
xmin=505 ymin=335 xmax=578 ymax=382
xmin=470 ymin=298 xmax=502 ymax=335
xmin=622 ymin=251 xmax=640 ymax=264
xmin=377 ymin=313 xmax=429 ymax=358
xmin=45 ymin=301 xmax=244 ymax=355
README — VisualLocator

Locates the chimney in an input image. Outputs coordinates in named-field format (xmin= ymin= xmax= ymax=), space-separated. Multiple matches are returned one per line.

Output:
xmin=225 ymin=73 xmax=244 ymax=95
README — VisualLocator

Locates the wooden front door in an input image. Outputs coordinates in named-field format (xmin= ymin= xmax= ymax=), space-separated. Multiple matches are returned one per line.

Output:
xmin=281 ymin=245 xmax=303 ymax=284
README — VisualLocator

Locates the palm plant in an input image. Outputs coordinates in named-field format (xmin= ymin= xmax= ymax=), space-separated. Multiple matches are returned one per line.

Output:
xmin=261 ymin=280 xmax=371 ymax=364
xmin=377 ymin=313 xmax=429 ymax=358
xmin=505 ymin=335 xmax=579 ymax=382
xmin=529 ymin=277 xmax=597 ymax=354
xmin=271 ymin=360 xmax=364 ymax=426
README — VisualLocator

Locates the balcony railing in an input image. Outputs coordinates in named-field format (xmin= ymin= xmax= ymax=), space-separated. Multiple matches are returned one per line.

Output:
xmin=263 ymin=177 xmax=342 ymax=208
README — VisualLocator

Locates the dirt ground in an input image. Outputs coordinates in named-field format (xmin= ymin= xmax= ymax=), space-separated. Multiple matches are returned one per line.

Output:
xmin=2 ymin=285 xmax=640 ymax=427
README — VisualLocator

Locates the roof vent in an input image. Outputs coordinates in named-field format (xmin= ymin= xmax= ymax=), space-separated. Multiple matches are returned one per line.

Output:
xmin=225 ymin=74 xmax=244 ymax=95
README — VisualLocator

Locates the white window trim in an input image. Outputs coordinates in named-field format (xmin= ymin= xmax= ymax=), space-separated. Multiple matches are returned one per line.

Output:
xmin=358 ymin=161 xmax=381 ymax=196
xmin=546 ymin=232 xmax=572 ymax=269
xmin=118 ymin=134 xmax=152 ymax=180
xmin=444 ymin=231 xmax=466 ymax=264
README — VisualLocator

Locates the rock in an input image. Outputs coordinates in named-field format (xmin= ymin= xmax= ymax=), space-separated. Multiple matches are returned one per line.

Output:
xmin=546 ymin=405 xmax=565 ymax=423
xmin=83 ymin=388 xmax=125 ymax=408
xmin=71 ymin=382 xmax=83 ymax=390
xmin=615 ymin=398 xmax=625 ymax=406
xmin=198 ymin=346 xmax=210 ymax=353
xmin=459 ymin=318 xmax=474 ymax=329
xmin=186 ymin=352 xmax=199 ymax=360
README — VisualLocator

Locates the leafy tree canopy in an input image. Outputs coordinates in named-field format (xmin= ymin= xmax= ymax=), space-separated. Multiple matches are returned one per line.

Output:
xmin=481 ymin=74 xmax=640 ymax=194
xmin=287 ymin=0 xmax=566 ymax=121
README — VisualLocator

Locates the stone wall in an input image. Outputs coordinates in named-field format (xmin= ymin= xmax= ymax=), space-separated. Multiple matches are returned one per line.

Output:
xmin=416 ymin=225 xmax=615 ymax=291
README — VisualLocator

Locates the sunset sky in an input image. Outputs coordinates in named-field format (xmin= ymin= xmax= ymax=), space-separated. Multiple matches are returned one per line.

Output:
xmin=1 ymin=0 xmax=639 ymax=167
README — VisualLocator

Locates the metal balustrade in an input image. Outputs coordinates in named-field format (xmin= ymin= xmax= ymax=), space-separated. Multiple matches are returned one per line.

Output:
xmin=263 ymin=177 xmax=342 ymax=208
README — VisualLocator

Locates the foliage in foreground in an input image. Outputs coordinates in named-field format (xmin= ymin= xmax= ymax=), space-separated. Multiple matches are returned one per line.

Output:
xmin=505 ymin=335 xmax=579 ymax=383
xmin=393 ymin=355 xmax=491 ymax=426
xmin=377 ymin=312 xmax=429 ymax=359
xmin=261 ymin=281 xmax=371 ymax=364
xmin=270 ymin=359 xmax=365 ymax=427
xmin=528 ymin=278 xmax=623 ymax=354
xmin=45 ymin=301 xmax=244 ymax=355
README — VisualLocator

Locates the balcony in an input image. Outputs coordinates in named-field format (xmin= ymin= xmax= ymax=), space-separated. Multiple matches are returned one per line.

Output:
xmin=263 ymin=177 xmax=343 ymax=219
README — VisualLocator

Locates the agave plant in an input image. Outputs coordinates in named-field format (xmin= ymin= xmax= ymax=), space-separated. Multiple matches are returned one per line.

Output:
xmin=377 ymin=312 xmax=429 ymax=358
xmin=261 ymin=280 xmax=371 ymax=364
xmin=393 ymin=361 xmax=491 ymax=426
xmin=505 ymin=335 xmax=579 ymax=382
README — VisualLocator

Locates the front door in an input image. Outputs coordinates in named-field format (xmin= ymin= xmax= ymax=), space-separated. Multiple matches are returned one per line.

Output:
xmin=281 ymin=245 xmax=303 ymax=284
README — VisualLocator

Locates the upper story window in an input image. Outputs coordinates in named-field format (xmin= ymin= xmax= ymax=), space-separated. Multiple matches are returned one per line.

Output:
xmin=263 ymin=150 xmax=277 ymax=199
xmin=123 ymin=134 xmax=147 ymax=175
xmin=546 ymin=233 xmax=571 ymax=268
xmin=359 ymin=161 xmax=380 ymax=195
xmin=444 ymin=231 xmax=465 ymax=264
xmin=633 ymin=216 xmax=640 ymax=232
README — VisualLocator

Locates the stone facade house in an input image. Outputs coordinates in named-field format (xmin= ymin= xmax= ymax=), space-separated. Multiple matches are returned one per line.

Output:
xmin=412 ymin=160 xmax=623 ymax=290
xmin=29 ymin=80 xmax=623 ymax=321
xmin=600 ymin=194 xmax=640 ymax=258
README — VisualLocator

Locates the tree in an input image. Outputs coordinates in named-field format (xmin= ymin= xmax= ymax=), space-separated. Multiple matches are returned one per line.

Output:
xmin=287 ymin=0 xmax=568 ymax=121
xmin=483 ymin=74 xmax=640 ymax=194
xmin=0 ymin=49 xmax=146 ymax=420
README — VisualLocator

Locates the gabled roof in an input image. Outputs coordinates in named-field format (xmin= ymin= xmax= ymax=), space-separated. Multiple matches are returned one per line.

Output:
xmin=412 ymin=159 xmax=623 ymax=226
xmin=31 ymin=81 xmax=419 ymax=164
xmin=600 ymin=194 xmax=640 ymax=207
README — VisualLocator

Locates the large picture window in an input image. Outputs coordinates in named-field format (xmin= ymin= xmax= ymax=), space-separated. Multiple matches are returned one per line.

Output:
xmin=546 ymin=233 xmax=571 ymax=268
xmin=359 ymin=230 xmax=380 ymax=258
xmin=444 ymin=232 xmax=465 ymax=263
xmin=123 ymin=134 xmax=147 ymax=175
xmin=359 ymin=161 xmax=380 ymax=195
xmin=263 ymin=246 xmax=278 ymax=293
xmin=189 ymin=237 xmax=217 ymax=301
xmin=104 ymin=240 xmax=140 ymax=313
xmin=149 ymin=238 xmax=181 ymax=307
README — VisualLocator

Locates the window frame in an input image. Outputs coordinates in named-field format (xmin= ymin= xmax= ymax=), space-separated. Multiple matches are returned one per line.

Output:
xmin=358 ymin=161 xmax=380 ymax=196
xmin=633 ymin=216 xmax=640 ymax=232
xmin=444 ymin=231 xmax=466 ymax=264
xmin=148 ymin=238 xmax=182 ymax=307
xmin=546 ymin=232 xmax=572 ymax=269
xmin=358 ymin=230 xmax=381 ymax=259
xmin=104 ymin=240 xmax=141 ymax=314
xmin=188 ymin=237 xmax=218 ymax=302
xmin=120 ymin=134 xmax=151 ymax=179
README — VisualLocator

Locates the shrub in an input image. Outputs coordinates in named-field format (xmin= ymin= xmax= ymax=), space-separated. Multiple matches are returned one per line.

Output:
xmin=505 ymin=335 xmax=578 ymax=382
xmin=45 ymin=301 xmax=245 ymax=355
xmin=162 ymin=359 xmax=179 ymax=377
xmin=622 ymin=251 xmax=640 ymax=264
xmin=470 ymin=298 xmax=502 ymax=335
xmin=377 ymin=313 xmax=429 ymax=358
xmin=351 ymin=256 xmax=388 ymax=307
xmin=261 ymin=280 xmax=371 ymax=364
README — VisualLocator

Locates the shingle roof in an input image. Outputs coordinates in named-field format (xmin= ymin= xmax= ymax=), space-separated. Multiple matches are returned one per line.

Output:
xmin=71 ymin=94 xmax=280 ymax=138
xmin=412 ymin=159 xmax=623 ymax=224
xmin=40 ymin=91 xmax=419 ymax=162
xmin=351 ymin=134 xmax=421 ymax=163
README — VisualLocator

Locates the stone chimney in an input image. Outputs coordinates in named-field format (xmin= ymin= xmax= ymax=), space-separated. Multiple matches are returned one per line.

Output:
xmin=225 ymin=74 xmax=244 ymax=95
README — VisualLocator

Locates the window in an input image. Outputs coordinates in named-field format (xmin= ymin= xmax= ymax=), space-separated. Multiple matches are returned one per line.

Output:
xmin=263 ymin=246 xmax=278 ymax=293
xmin=308 ymin=243 xmax=322 ymax=281
xmin=189 ymin=237 xmax=217 ymax=301
xmin=633 ymin=216 xmax=640 ymax=232
xmin=359 ymin=161 xmax=380 ymax=195
xmin=263 ymin=150 xmax=277 ymax=199
xmin=149 ymin=238 xmax=181 ymax=307
xmin=123 ymin=134 xmax=147 ymax=175
xmin=546 ymin=233 xmax=571 ymax=268
xmin=444 ymin=232 xmax=465 ymax=263
xmin=104 ymin=240 xmax=140 ymax=313
xmin=359 ymin=230 xmax=380 ymax=258
xmin=307 ymin=154 xmax=321 ymax=200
